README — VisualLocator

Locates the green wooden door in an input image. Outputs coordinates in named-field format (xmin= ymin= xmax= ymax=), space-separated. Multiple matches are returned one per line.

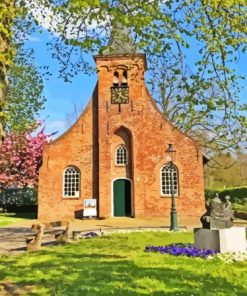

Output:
xmin=113 ymin=179 xmax=131 ymax=217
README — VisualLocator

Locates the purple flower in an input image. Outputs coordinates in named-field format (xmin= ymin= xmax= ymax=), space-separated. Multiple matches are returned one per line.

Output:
xmin=84 ymin=232 xmax=98 ymax=238
xmin=145 ymin=243 xmax=218 ymax=258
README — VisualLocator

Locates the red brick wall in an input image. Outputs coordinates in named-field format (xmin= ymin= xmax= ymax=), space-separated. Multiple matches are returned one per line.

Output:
xmin=94 ymin=54 xmax=205 ymax=219
xmin=38 ymin=92 xmax=95 ymax=221
xmin=38 ymin=54 xmax=205 ymax=221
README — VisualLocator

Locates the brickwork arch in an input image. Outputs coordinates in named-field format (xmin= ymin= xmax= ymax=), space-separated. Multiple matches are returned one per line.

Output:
xmin=111 ymin=126 xmax=133 ymax=181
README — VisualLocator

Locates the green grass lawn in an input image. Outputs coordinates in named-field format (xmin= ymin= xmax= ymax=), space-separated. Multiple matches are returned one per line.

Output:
xmin=0 ymin=212 xmax=36 ymax=226
xmin=0 ymin=232 xmax=246 ymax=295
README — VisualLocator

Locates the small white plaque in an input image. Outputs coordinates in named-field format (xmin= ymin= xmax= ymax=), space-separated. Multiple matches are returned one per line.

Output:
xmin=83 ymin=199 xmax=97 ymax=217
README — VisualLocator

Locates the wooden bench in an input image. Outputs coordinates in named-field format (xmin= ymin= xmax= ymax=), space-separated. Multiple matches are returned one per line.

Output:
xmin=26 ymin=221 xmax=70 ymax=251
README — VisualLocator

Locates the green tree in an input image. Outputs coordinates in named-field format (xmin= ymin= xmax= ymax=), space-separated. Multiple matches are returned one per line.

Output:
xmin=2 ymin=1 xmax=246 ymax=152
xmin=4 ymin=44 xmax=46 ymax=132
xmin=0 ymin=0 xmax=16 ymax=140
xmin=204 ymin=151 xmax=247 ymax=189
xmin=0 ymin=0 xmax=46 ymax=136
xmin=28 ymin=0 xmax=246 ymax=153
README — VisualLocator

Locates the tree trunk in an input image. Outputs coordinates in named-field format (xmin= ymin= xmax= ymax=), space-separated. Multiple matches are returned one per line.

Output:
xmin=0 ymin=64 xmax=8 ymax=142
xmin=0 ymin=0 xmax=15 ymax=142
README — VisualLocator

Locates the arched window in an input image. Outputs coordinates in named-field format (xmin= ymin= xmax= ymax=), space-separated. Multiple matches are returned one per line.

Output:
xmin=121 ymin=70 xmax=128 ymax=86
xmin=161 ymin=164 xmax=179 ymax=196
xmin=63 ymin=166 xmax=80 ymax=197
xmin=113 ymin=71 xmax=119 ymax=86
xmin=116 ymin=145 xmax=128 ymax=165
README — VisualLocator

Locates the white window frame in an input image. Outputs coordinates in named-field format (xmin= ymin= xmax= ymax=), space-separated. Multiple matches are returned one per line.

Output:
xmin=115 ymin=145 xmax=128 ymax=166
xmin=160 ymin=164 xmax=179 ymax=197
xmin=63 ymin=166 xmax=80 ymax=198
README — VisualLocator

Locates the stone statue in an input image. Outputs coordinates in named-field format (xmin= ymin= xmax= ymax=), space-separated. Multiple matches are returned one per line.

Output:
xmin=200 ymin=194 xmax=234 ymax=229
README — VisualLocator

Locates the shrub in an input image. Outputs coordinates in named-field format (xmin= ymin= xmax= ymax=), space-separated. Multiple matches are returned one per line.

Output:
xmin=205 ymin=189 xmax=221 ymax=200
xmin=0 ymin=187 xmax=37 ymax=206
xmin=205 ymin=187 xmax=247 ymax=203
xmin=219 ymin=187 xmax=247 ymax=203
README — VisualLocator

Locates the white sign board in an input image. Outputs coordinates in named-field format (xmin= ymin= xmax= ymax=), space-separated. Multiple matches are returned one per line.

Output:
xmin=83 ymin=199 xmax=97 ymax=217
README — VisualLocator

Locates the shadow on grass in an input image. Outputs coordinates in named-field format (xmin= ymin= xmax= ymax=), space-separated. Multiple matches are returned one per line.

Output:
xmin=0 ymin=233 xmax=246 ymax=295
xmin=7 ymin=212 xmax=37 ymax=219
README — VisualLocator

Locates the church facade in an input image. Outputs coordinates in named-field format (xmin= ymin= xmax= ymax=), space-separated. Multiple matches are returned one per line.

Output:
xmin=38 ymin=49 xmax=205 ymax=221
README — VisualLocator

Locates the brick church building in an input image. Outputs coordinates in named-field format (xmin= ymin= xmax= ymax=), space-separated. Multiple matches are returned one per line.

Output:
xmin=38 ymin=31 xmax=205 ymax=221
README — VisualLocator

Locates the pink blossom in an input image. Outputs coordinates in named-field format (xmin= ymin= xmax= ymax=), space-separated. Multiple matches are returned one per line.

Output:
xmin=0 ymin=124 xmax=52 ymax=190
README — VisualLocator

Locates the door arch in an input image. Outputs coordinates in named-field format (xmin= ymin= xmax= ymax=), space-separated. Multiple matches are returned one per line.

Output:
xmin=113 ymin=179 xmax=131 ymax=217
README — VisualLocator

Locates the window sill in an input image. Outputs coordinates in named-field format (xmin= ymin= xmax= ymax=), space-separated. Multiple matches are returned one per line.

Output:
xmin=161 ymin=195 xmax=179 ymax=198
xmin=63 ymin=197 xmax=80 ymax=200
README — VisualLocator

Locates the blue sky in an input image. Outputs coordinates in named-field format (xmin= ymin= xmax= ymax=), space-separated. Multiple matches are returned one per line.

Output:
xmin=26 ymin=29 xmax=247 ymax=139
xmin=26 ymin=31 xmax=97 ymax=137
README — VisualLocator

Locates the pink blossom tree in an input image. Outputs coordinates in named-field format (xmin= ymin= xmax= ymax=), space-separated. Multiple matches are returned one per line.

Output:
xmin=0 ymin=125 xmax=53 ymax=191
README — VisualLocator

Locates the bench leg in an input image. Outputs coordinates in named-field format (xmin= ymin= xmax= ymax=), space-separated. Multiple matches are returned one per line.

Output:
xmin=55 ymin=222 xmax=70 ymax=243
xmin=26 ymin=224 xmax=45 ymax=251
xmin=72 ymin=232 xmax=81 ymax=240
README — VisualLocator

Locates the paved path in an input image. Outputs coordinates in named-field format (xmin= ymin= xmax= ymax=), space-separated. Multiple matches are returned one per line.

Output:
xmin=0 ymin=217 xmax=246 ymax=255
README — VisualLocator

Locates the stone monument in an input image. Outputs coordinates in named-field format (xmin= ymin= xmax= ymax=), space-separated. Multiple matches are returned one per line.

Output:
xmin=200 ymin=195 xmax=234 ymax=229
xmin=194 ymin=194 xmax=246 ymax=253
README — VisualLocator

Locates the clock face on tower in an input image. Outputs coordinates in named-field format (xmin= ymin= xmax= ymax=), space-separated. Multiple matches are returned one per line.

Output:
xmin=111 ymin=86 xmax=129 ymax=104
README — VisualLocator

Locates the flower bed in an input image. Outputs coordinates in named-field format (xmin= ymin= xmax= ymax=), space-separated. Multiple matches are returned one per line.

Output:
xmin=145 ymin=243 xmax=218 ymax=258
xmin=207 ymin=251 xmax=247 ymax=263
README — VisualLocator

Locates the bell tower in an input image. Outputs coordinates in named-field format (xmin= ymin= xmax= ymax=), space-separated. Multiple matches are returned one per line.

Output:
xmin=94 ymin=23 xmax=147 ymax=107
xmin=93 ymin=24 xmax=147 ymax=217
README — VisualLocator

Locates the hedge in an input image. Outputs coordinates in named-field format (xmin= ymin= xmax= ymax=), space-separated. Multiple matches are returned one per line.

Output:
xmin=205 ymin=187 xmax=247 ymax=203
xmin=0 ymin=187 xmax=37 ymax=206
xmin=3 ymin=204 xmax=38 ymax=213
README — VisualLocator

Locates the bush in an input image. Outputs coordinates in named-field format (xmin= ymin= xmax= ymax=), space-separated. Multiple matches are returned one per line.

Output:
xmin=205 ymin=189 xmax=221 ymax=200
xmin=219 ymin=187 xmax=247 ymax=203
xmin=0 ymin=187 xmax=37 ymax=207
xmin=205 ymin=187 xmax=247 ymax=203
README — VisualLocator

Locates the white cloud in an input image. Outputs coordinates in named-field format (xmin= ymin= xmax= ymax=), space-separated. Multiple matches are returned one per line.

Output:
xmin=24 ymin=0 xmax=108 ymax=40
xmin=24 ymin=0 xmax=61 ymax=32
xmin=24 ymin=0 xmax=166 ymax=40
